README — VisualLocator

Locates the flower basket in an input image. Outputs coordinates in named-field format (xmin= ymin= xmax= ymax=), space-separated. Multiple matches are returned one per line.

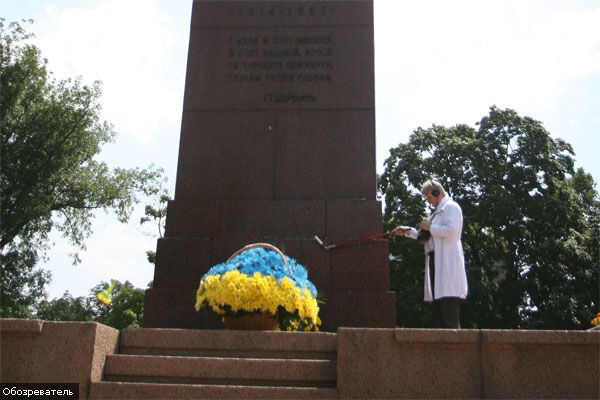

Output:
xmin=223 ymin=312 xmax=280 ymax=331
xmin=195 ymin=243 xmax=321 ymax=331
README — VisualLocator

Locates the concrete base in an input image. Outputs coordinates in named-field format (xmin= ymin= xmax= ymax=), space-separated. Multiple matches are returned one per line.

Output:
xmin=337 ymin=328 xmax=600 ymax=399
xmin=2 ymin=319 xmax=598 ymax=399
xmin=0 ymin=319 xmax=119 ymax=399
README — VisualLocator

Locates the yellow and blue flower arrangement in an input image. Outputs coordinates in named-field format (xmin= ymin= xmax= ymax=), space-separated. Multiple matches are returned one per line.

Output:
xmin=195 ymin=243 xmax=321 ymax=331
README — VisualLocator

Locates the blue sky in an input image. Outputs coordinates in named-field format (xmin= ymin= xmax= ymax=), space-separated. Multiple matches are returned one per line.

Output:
xmin=2 ymin=0 xmax=599 ymax=299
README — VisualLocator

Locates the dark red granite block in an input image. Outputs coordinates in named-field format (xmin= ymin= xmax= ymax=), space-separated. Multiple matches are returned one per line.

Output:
xmin=207 ymin=238 xmax=313 ymax=272
xmin=174 ymin=113 xmax=376 ymax=201
xmin=326 ymin=199 xmax=384 ymax=240
xmin=183 ymin=26 xmax=374 ymax=111
xmin=269 ymin=238 xmax=332 ymax=294
xmin=165 ymin=200 xmax=382 ymax=241
xmin=143 ymin=288 xmax=222 ymax=330
xmin=319 ymin=290 xmax=396 ymax=330
xmin=174 ymin=111 xmax=277 ymax=201
xmin=330 ymin=241 xmax=390 ymax=291
xmin=274 ymin=111 xmax=375 ymax=200
xmin=209 ymin=237 xmax=268 ymax=268
xmin=166 ymin=200 xmax=327 ymax=239
xmin=220 ymin=200 xmax=326 ymax=238
xmin=152 ymin=238 xmax=213 ymax=290
xmin=164 ymin=200 xmax=221 ymax=238
xmin=192 ymin=1 xmax=373 ymax=28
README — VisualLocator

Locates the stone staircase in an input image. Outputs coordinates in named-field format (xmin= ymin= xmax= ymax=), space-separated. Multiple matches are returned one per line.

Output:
xmin=89 ymin=328 xmax=338 ymax=399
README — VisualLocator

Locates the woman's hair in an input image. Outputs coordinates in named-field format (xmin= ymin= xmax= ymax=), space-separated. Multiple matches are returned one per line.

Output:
xmin=420 ymin=179 xmax=445 ymax=196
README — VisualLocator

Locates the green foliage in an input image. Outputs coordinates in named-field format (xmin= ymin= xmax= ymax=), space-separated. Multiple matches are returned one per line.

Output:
xmin=0 ymin=247 xmax=50 ymax=318
xmin=36 ymin=291 xmax=95 ymax=322
xmin=379 ymin=106 xmax=600 ymax=329
xmin=140 ymin=185 xmax=170 ymax=265
xmin=0 ymin=19 xmax=163 ymax=317
xmin=90 ymin=280 xmax=145 ymax=329
xmin=32 ymin=280 xmax=145 ymax=329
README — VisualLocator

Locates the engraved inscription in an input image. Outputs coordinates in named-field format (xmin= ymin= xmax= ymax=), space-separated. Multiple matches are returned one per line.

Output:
xmin=225 ymin=33 xmax=334 ymax=104
xmin=232 ymin=5 xmax=335 ymax=18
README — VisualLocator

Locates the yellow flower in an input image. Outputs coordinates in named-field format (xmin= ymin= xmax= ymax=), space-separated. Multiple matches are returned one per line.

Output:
xmin=96 ymin=292 xmax=111 ymax=305
xmin=195 ymin=270 xmax=321 ymax=329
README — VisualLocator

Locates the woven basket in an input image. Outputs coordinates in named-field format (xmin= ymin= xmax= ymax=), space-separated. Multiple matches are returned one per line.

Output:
xmin=223 ymin=243 xmax=286 ymax=331
xmin=223 ymin=312 xmax=280 ymax=331
xmin=227 ymin=242 xmax=288 ymax=266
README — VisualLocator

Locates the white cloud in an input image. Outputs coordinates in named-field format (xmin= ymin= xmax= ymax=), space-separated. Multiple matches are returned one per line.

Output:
xmin=38 ymin=0 xmax=184 ymax=144
xmin=374 ymin=1 xmax=600 ymax=169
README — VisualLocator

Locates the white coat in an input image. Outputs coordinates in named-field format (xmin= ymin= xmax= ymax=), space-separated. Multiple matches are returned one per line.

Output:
xmin=424 ymin=196 xmax=468 ymax=302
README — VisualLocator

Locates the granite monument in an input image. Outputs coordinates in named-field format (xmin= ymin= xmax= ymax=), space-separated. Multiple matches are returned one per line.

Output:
xmin=144 ymin=0 xmax=395 ymax=331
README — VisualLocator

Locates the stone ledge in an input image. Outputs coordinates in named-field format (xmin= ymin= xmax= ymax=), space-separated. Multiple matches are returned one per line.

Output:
xmin=89 ymin=381 xmax=338 ymax=400
xmin=4 ymin=322 xmax=599 ymax=399
xmin=1 ymin=319 xmax=119 ymax=400
xmin=482 ymin=328 xmax=600 ymax=344
xmin=389 ymin=328 xmax=600 ymax=344
xmin=0 ymin=318 xmax=44 ymax=335
xmin=337 ymin=327 xmax=600 ymax=399
xmin=104 ymin=354 xmax=336 ymax=385
xmin=191 ymin=0 xmax=373 ymax=29
xmin=393 ymin=328 xmax=480 ymax=343
xmin=120 ymin=328 xmax=336 ymax=353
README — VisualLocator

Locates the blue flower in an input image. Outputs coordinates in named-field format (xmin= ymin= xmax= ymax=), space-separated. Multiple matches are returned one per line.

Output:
xmin=202 ymin=247 xmax=317 ymax=297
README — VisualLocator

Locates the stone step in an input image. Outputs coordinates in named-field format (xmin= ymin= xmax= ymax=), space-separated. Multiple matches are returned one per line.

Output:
xmin=119 ymin=328 xmax=337 ymax=359
xmin=104 ymin=354 xmax=336 ymax=387
xmin=89 ymin=381 xmax=338 ymax=399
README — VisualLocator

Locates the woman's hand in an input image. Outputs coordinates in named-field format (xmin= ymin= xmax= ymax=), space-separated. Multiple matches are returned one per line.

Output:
xmin=419 ymin=218 xmax=431 ymax=231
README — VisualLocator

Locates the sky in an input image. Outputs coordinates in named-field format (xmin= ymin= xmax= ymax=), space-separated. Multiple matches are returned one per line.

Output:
xmin=2 ymin=0 xmax=599 ymax=300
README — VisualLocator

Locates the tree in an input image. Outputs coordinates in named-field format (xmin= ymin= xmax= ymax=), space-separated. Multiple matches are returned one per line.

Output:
xmin=0 ymin=19 xmax=163 ymax=317
xmin=379 ymin=106 xmax=599 ymax=329
xmin=0 ymin=248 xmax=50 ymax=318
xmin=89 ymin=280 xmax=145 ymax=329
xmin=36 ymin=291 xmax=94 ymax=322
xmin=33 ymin=280 xmax=146 ymax=329
xmin=140 ymin=182 xmax=170 ymax=265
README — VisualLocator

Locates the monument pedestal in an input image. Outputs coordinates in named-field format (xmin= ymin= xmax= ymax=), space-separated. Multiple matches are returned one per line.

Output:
xmin=144 ymin=0 xmax=395 ymax=330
